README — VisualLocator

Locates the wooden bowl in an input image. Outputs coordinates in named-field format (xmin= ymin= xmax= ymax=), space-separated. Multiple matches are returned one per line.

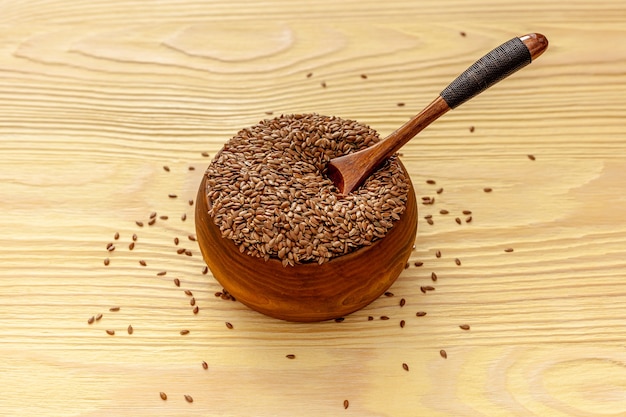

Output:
xmin=195 ymin=162 xmax=417 ymax=322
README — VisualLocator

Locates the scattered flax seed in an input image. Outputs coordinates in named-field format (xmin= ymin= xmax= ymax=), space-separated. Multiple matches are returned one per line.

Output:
xmin=106 ymin=329 xmax=115 ymax=335
xmin=160 ymin=215 xmax=168 ymax=220
xmin=404 ymin=262 xmax=410 ymax=269
xmin=426 ymin=179 xmax=436 ymax=185
xmin=157 ymin=271 xmax=167 ymax=276
xmin=188 ymin=199 xmax=194 ymax=206
xmin=188 ymin=234 xmax=196 ymax=241
xmin=483 ymin=187 xmax=493 ymax=193
xmin=181 ymin=213 xmax=187 ymax=221
xmin=399 ymin=298 xmax=406 ymax=307
xmin=431 ymin=272 xmax=438 ymax=281
xmin=436 ymin=188 xmax=444 ymax=194
xmin=465 ymin=216 xmax=473 ymax=223
xmin=440 ymin=349 xmax=448 ymax=359
xmin=148 ymin=218 xmax=156 ymax=226
xmin=95 ymin=313 xmax=103 ymax=321
xmin=424 ymin=214 xmax=432 ymax=219
xmin=104 ymin=258 xmax=110 ymax=266
xmin=180 ymin=329 xmax=190 ymax=335
xmin=414 ymin=261 xmax=423 ymax=267
xmin=504 ymin=248 xmax=514 ymax=252
xmin=469 ymin=126 xmax=475 ymax=132
xmin=455 ymin=258 xmax=461 ymax=266
xmin=435 ymin=250 xmax=441 ymax=258
xmin=114 ymin=232 xmax=120 ymax=240
xmin=286 ymin=354 xmax=296 ymax=359
xmin=184 ymin=394 xmax=193 ymax=403
xmin=367 ymin=316 xmax=374 ymax=321
xmin=168 ymin=194 xmax=177 ymax=199
xmin=150 ymin=212 xmax=157 ymax=219
xmin=193 ymin=306 xmax=199 ymax=314
xmin=163 ymin=165 xmax=170 ymax=172
xmin=87 ymin=316 xmax=95 ymax=324
xmin=384 ymin=292 xmax=394 ymax=297
xmin=462 ymin=210 xmax=472 ymax=215
xmin=139 ymin=260 xmax=147 ymax=266
xmin=361 ymin=74 xmax=367 ymax=79
xmin=135 ymin=221 xmax=144 ymax=227
xmin=439 ymin=209 xmax=449 ymax=215
xmin=416 ymin=311 xmax=427 ymax=317
xmin=190 ymin=298 xmax=196 ymax=306
xmin=174 ymin=237 xmax=179 ymax=245
xmin=173 ymin=278 xmax=180 ymax=287
xmin=128 ymin=324 xmax=134 ymax=334
xmin=129 ymin=242 xmax=135 ymax=250
xmin=109 ymin=306 xmax=120 ymax=312
xmin=106 ymin=243 xmax=115 ymax=252
xmin=187 ymin=248 xmax=195 ymax=254
xmin=188 ymin=166 xmax=195 ymax=171
xmin=380 ymin=316 xmax=390 ymax=320
xmin=455 ymin=217 xmax=462 ymax=225
xmin=427 ymin=218 xmax=434 ymax=225
xmin=335 ymin=317 xmax=345 ymax=323
xmin=176 ymin=248 xmax=186 ymax=254
xmin=344 ymin=399 xmax=349 ymax=409
xmin=202 ymin=266 xmax=208 ymax=275
xmin=306 ymin=72 xmax=313 ymax=78
xmin=402 ymin=363 xmax=409 ymax=371
xmin=527 ymin=154 xmax=536 ymax=161
xmin=132 ymin=233 xmax=138 ymax=241
xmin=460 ymin=31 xmax=467 ymax=37
xmin=225 ymin=322 xmax=234 ymax=329
xmin=265 ymin=111 xmax=273 ymax=116
xmin=184 ymin=290 xmax=193 ymax=296
xmin=201 ymin=152 xmax=210 ymax=157
xmin=400 ymin=320 xmax=406 ymax=328
xmin=202 ymin=361 xmax=208 ymax=370
xmin=421 ymin=286 xmax=435 ymax=293
xmin=160 ymin=392 xmax=167 ymax=400
xmin=460 ymin=324 xmax=470 ymax=330
xmin=321 ymin=81 xmax=327 ymax=88
xmin=397 ymin=102 xmax=405 ymax=107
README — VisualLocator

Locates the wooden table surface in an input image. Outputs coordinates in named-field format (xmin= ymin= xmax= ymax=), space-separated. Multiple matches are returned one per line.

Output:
xmin=1 ymin=1 xmax=625 ymax=415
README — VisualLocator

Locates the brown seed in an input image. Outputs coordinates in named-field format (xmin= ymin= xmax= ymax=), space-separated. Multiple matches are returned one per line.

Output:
xmin=177 ymin=248 xmax=186 ymax=254
xmin=173 ymin=237 xmax=179 ymax=246
xmin=469 ymin=126 xmax=475 ymax=132
xmin=193 ymin=306 xmax=199 ymax=314
xmin=106 ymin=243 xmax=115 ymax=252
xmin=225 ymin=322 xmax=234 ymax=329
xmin=128 ymin=242 xmax=135 ymax=250
xmin=439 ymin=209 xmax=449 ymax=215
xmin=95 ymin=313 xmax=103 ymax=321
xmin=504 ymin=248 xmax=514 ymax=252
xmin=109 ymin=306 xmax=120 ymax=312
xmin=184 ymin=289 xmax=193 ymax=296
xmin=440 ymin=349 xmax=448 ymax=359
xmin=527 ymin=154 xmax=536 ymax=161
xmin=367 ymin=316 xmax=374 ymax=321
xmin=188 ymin=199 xmax=194 ymax=206
xmin=426 ymin=179 xmax=436 ymax=184
xmin=384 ymin=291 xmax=394 ymax=297
xmin=128 ymin=324 xmax=134 ymax=334
xmin=159 ymin=392 xmax=167 ymax=400
xmin=174 ymin=278 xmax=180 ymax=287
xmin=132 ymin=233 xmax=137 ymax=241
xmin=465 ymin=216 xmax=472 ymax=223
xmin=157 ymin=271 xmax=167 ymax=276
xmin=380 ymin=316 xmax=390 ymax=320
xmin=181 ymin=213 xmax=187 ymax=221
xmin=399 ymin=298 xmax=406 ymax=307
xmin=404 ymin=262 xmax=410 ymax=269
xmin=459 ymin=324 xmax=470 ymax=330
xmin=148 ymin=218 xmax=156 ymax=226
xmin=139 ymin=260 xmax=147 ymax=266
xmin=180 ymin=329 xmax=190 ymax=335
xmin=185 ymin=250 xmax=193 ymax=256
xmin=462 ymin=210 xmax=472 ymax=215
xmin=435 ymin=250 xmax=441 ymax=258
xmin=114 ymin=232 xmax=120 ymax=240
xmin=460 ymin=31 xmax=467 ymax=37
xmin=149 ymin=212 xmax=157 ymax=219
xmin=431 ymin=272 xmax=437 ymax=281
xmin=201 ymin=151 xmax=210 ymax=157
xmin=400 ymin=320 xmax=405 ymax=328
xmin=455 ymin=258 xmax=461 ymax=266
xmin=190 ymin=297 xmax=196 ymax=306
xmin=320 ymin=81 xmax=327 ymax=88
xmin=397 ymin=102 xmax=405 ymax=107
xmin=184 ymin=394 xmax=193 ymax=403
xmin=135 ymin=221 xmax=144 ymax=227
xmin=360 ymin=74 xmax=367 ymax=79
xmin=163 ymin=165 xmax=170 ymax=172
xmin=104 ymin=258 xmax=110 ymax=266
xmin=286 ymin=354 xmax=296 ymax=359
xmin=106 ymin=329 xmax=115 ymax=335
xmin=188 ymin=234 xmax=196 ymax=241
xmin=436 ymin=187 xmax=444 ymax=194
xmin=455 ymin=217 xmax=462 ymax=225
xmin=344 ymin=399 xmax=349 ymax=409
xmin=202 ymin=266 xmax=208 ymax=275
xmin=402 ymin=362 xmax=409 ymax=371
xmin=483 ymin=187 xmax=492 ymax=193
xmin=416 ymin=311 xmax=427 ymax=317
xmin=168 ymin=194 xmax=177 ymax=198
xmin=202 ymin=361 xmax=208 ymax=370
xmin=335 ymin=317 xmax=345 ymax=323
xmin=306 ymin=72 xmax=313 ymax=78
xmin=160 ymin=215 xmax=168 ymax=220
xmin=87 ymin=316 xmax=95 ymax=324
xmin=414 ymin=261 xmax=423 ymax=267
xmin=427 ymin=218 xmax=434 ymax=225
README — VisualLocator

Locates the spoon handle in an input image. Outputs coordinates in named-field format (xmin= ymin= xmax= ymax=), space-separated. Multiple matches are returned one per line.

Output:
xmin=440 ymin=34 xmax=547 ymax=109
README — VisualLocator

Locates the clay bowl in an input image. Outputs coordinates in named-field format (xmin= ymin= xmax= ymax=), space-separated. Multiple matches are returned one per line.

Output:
xmin=195 ymin=164 xmax=417 ymax=322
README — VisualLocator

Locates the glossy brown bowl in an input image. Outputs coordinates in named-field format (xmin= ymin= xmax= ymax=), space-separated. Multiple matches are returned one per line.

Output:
xmin=195 ymin=163 xmax=417 ymax=322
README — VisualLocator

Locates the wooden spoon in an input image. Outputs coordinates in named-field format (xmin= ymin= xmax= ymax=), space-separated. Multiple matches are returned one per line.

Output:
xmin=327 ymin=33 xmax=549 ymax=195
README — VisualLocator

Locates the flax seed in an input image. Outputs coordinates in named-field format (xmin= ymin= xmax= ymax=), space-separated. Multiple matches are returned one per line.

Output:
xmin=202 ymin=361 xmax=208 ymax=369
xmin=431 ymin=272 xmax=437 ymax=281
xmin=163 ymin=165 xmax=170 ymax=172
xmin=104 ymin=258 xmax=110 ymax=266
xmin=184 ymin=394 xmax=193 ymax=403
xmin=455 ymin=258 xmax=461 ymax=266
xmin=462 ymin=210 xmax=472 ymax=215
xmin=225 ymin=322 xmax=233 ymax=329
xmin=193 ymin=306 xmax=199 ymax=314
xmin=427 ymin=218 xmax=434 ymax=225
xmin=188 ymin=199 xmax=194 ymax=206
xmin=139 ymin=260 xmax=146 ymax=266
xmin=173 ymin=237 xmax=179 ymax=245
xmin=436 ymin=188 xmax=443 ymax=194
xmin=527 ymin=154 xmax=536 ymax=161
xmin=344 ymin=399 xmax=349 ymax=409
xmin=190 ymin=298 xmax=196 ymax=306
xmin=148 ymin=218 xmax=156 ymax=226
xmin=426 ymin=179 xmax=436 ymax=184
xmin=435 ymin=250 xmax=441 ymax=258
xmin=384 ymin=292 xmax=394 ymax=297
xmin=465 ymin=216 xmax=472 ymax=223
xmin=180 ymin=329 xmax=190 ymax=335
xmin=129 ymin=242 xmax=135 ymax=250
xmin=455 ymin=217 xmax=462 ymax=224
xmin=177 ymin=248 xmax=186 ymax=254
xmin=201 ymin=151 xmax=209 ymax=157
xmin=469 ymin=126 xmax=475 ymax=132
xmin=189 ymin=166 xmax=195 ymax=171
xmin=168 ymin=194 xmax=177 ymax=199
xmin=361 ymin=74 xmax=367 ymax=79
xmin=202 ymin=266 xmax=208 ymax=275
xmin=416 ymin=311 xmax=427 ymax=317
xmin=188 ymin=234 xmax=196 ymax=241
xmin=150 ymin=212 xmax=157 ymax=219
xmin=174 ymin=278 xmax=180 ymax=287
xmin=128 ymin=324 xmax=134 ymax=334
xmin=114 ymin=232 xmax=119 ymax=240
xmin=157 ymin=271 xmax=167 ymax=276
xmin=184 ymin=290 xmax=193 ymax=296
xmin=109 ymin=306 xmax=120 ymax=312
xmin=160 ymin=215 xmax=168 ymax=220
xmin=440 ymin=349 xmax=447 ymax=359
xmin=135 ymin=221 xmax=144 ymax=227
xmin=400 ymin=320 xmax=406 ymax=328
xmin=87 ymin=316 xmax=95 ymax=324
xmin=132 ymin=233 xmax=137 ymax=241
xmin=504 ymin=248 xmax=514 ymax=252
xmin=181 ymin=213 xmax=187 ymax=221
xmin=414 ymin=261 xmax=423 ymax=267
xmin=335 ymin=317 xmax=344 ymax=323
xmin=439 ymin=209 xmax=449 ymax=215
xmin=402 ymin=363 xmax=409 ymax=371
xmin=459 ymin=324 xmax=470 ymax=330
xmin=321 ymin=81 xmax=326 ymax=88
xmin=286 ymin=354 xmax=296 ymax=359
xmin=380 ymin=316 xmax=390 ymax=320
xmin=160 ymin=392 xmax=167 ymax=400
xmin=106 ymin=329 xmax=115 ymax=335
xmin=484 ymin=187 xmax=492 ymax=192
xmin=397 ymin=102 xmax=405 ymax=107
xmin=95 ymin=313 xmax=103 ymax=321
xmin=399 ymin=298 xmax=406 ymax=307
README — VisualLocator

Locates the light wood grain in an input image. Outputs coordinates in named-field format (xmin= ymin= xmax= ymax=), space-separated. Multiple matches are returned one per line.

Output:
xmin=1 ymin=1 xmax=626 ymax=415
